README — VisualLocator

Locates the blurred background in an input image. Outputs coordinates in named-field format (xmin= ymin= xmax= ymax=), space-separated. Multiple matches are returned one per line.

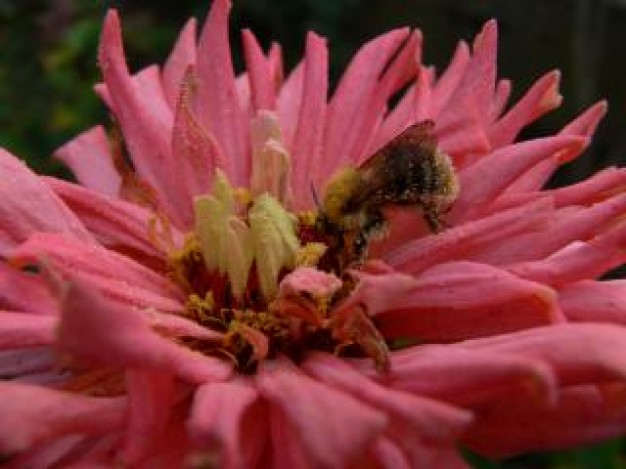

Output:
xmin=0 ymin=1 xmax=625 ymax=466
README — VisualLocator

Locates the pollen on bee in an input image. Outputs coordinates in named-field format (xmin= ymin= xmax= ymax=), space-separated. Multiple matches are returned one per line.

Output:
xmin=322 ymin=167 xmax=362 ymax=225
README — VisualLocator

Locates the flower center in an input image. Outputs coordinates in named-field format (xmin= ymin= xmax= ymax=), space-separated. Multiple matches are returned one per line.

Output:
xmin=168 ymin=170 xmax=388 ymax=374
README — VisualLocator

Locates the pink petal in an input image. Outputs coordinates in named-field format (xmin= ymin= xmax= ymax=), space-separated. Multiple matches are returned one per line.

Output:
xmin=464 ymin=384 xmax=626 ymax=458
xmin=0 ymin=312 xmax=56 ymax=349
xmin=256 ymin=359 xmax=386 ymax=467
xmin=560 ymin=100 xmax=608 ymax=141
xmin=131 ymin=421 xmax=191 ymax=468
xmin=276 ymin=61 xmax=303 ymax=150
xmin=58 ymin=279 xmax=232 ymax=383
xmin=489 ymin=70 xmax=562 ymax=148
xmin=449 ymin=135 xmax=586 ymax=223
xmin=508 ymin=220 xmax=626 ymax=287
xmin=385 ymin=197 xmax=553 ymax=274
xmin=353 ymin=31 xmax=422 ymax=166
xmin=242 ymin=29 xmax=276 ymax=112
xmin=98 ymin=11 xmax=178 ymax=220
xmin=195 ymin=0 xmax=248 ymax=185
xmin=302 ymin=352 xmax=472 ymax=443
xmin=0 ymin=262 xmax=57 ymax=315
xmin=45 ymin=178 xmax=168 ymax=259
xmin=459 ymin=323 xmax=626 ymax=386
xmin=162 ymin=18 xmax=197 ymax=109
xmin=503 ymin=101 xmax=608 ymax=194
xmin=371 ymin=85 xmax=418 ymax=153
xmin=0 ymin=149 xmax=93 ymax=255
xmin=559 ymin=280 xmax=626 ymax=325
xmin=147 ymin=310 xmax=223 ymax=342
xmin=96 ymin=65 xmax=173 ymax=130
xmin=489 ymin=78 xmax=511 ymax=122
xmin=429 ymin=41 xmax=470 ymax=118
xmin=290 ymin=32 xmax=328 ymax=206
xmin=473 ymin=193 xmax=626 ymax=266
xmin=548 ymin=166 xmax=626 ymax=208
xmin=0 ymin=382 xmax=124 ymax=454
xmin=188 ymin=380 xmax=267 ymax=469
xmin=170 ymin=70 xmax=227 ymax=227
xmin=11 ymin=232 xmax=183 ymax=305
xmin=380 ymin=345 xmax=557 ymax=407
xmin=5 ymin=435 xmax=91 ymax=468
xmin=322 ymin=28 xmax=410 ymax=171
xmin=371 ymin=437 xmax=411 ymax=469
xmin=119 ymin=370 xmax=175 ymax=465
xmin=336 ymin=262 xmax=561 ymax=341
xmin=454 ymin=19 xmax=498 ymax=125
xmin=53 ymin=125 xmax=121 ymax=197
xmin=435 ymin=21 xmax=498 ymax=161
xmin=267 ymin=42 xmax=284 ymax=90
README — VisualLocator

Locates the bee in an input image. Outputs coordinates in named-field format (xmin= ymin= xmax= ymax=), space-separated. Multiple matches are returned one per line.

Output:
xmin=316 ymin=120 xmax=459 ymax=270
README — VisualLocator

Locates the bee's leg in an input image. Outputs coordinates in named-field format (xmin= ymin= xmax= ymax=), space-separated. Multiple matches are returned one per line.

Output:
xmin=363 ymin=207 xmax=386 ymax=239
xmin=421 ymin=202 xmax=446 ymax=233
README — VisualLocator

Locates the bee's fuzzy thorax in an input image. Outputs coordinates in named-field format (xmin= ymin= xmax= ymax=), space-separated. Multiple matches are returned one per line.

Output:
xmin=322 ymin=167 xmax=362 ymax=225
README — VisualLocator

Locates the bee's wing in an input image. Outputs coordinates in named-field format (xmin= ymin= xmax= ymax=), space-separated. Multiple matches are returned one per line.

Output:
xmin=349 ymin=121 xmax=438 ymax=205
xmin=360 ymin=120 xmax=437 ymax=171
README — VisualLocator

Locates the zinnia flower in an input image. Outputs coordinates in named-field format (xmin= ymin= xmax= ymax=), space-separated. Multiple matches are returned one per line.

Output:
xmin=3 ymin=0 xmax=626 ymax=467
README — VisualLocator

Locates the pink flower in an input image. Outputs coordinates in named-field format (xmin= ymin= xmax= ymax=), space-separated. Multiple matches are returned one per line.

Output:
xmin=2 ymin=0 xmax=626 ymax=466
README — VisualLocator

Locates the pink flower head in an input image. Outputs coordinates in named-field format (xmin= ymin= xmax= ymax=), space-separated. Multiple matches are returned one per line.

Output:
xmin=2 ymin=1 xmax=626 ymax=466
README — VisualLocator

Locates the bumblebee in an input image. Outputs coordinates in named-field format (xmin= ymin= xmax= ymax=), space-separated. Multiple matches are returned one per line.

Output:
xmin=316 ymin=120 xmax=459 ymax=270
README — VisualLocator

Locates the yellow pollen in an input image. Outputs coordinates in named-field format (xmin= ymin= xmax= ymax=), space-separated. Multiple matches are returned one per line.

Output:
xmin=296 ymin=242 xmax=327 ymax=268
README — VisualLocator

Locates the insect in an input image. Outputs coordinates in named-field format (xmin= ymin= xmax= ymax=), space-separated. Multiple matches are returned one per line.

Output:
xmin=316 ymin=120 xmax=459 ymax=270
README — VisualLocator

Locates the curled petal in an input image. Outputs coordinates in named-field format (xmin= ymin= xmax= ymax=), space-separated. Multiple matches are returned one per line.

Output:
xmin=162 ymin=18 xmax=197 ymax=108
xmin=323 ymin=28 xmax=410 ymax=172
xmin=559 ymin=280 xmax=626 ymax=325
xmin=476 ymin=193 xmax=626 ymax=266
xmin=53 ymin=125 xmax=121 ymax=197
xmin=58 ymin=279 xmax=232 ymax=384
xmin=0 ymin=149 xmax=93 ymax=255
xmin=0 ymin=311 xmax=56 ymax=349
xmin=256 ymin=359 xmax=386 ymax=468
xmin=171 ymin=69 xmax=227 ymax=227
xmin=98 ymin=11 xmax=176 ymax=217
xmin=449 ymin=135 xmax=586 ymax=223
xmin=0 ymin=262 xmax=57 ymax=314
xmin=464 ymin=384 xmax=626 ymax=458
xmin=11 ymin=232 xmax=184 ymax=309
xmin=508 ymin=220 xmax=626 ymax=287
xmin=117 ymin=371 xmax=176 ymax=466
xmin=188 ymin=381 xmax=266 ymax=469
xmin=385 ymin=197 xmax=553 ymax=274
xmin=195 ymin=0 xmax=247 ymax=185
xmin=242 ymin=29 xmax=276 ymax=112
xmin=291 ymin=32 xmax=328 ymax=205
xmin=335 ymin=262 xmax=561 ymax=342
xmin=45 ymin=178 xmax=170 ymax=259
xmin=0 ymin=382 xmax=125 ymax=454
xmin=302 ymin=352 xmax=472 ymax=444
xmin=489 ymin=70 xmax=562 ymax=148
xmin=548 ymin=166 xmax=626 ymax=208
xmin=503 ymin=101 xmax=608 ymax=193
xmin=429 ymin=41 xmax=470 ymax=118
xmin=436 ymin=21 xmax=498 ymax=160
xmin=353 ymin=30 xmax=422 ymax=166
xmin=459 ymin=323 xmax=626 ymax=386
xmin=379 ymin=345 xmax=557 ymax=407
